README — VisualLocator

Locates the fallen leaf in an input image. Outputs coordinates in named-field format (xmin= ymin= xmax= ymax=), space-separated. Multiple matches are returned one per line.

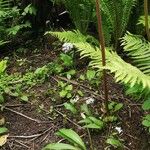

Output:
xmin=0 ymin=134 xmax=8 ymax=146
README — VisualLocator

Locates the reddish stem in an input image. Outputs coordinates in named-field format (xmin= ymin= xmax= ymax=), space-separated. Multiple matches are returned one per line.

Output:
xmin=144 ymin=0 xmax=150 ymax=41
xmin=95 ymin=0 xmax=108 ymax=113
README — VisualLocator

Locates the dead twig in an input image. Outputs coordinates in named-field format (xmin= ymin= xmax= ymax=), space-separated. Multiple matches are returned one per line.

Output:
xmin=9 ymin=127 xmax=53 ymax=139
xmin=15 ymin=140 xmax=30 ymax=149
xmin=54 ymin=108 xmax=83 ymax=129
xmin=1 ymin=105 xmax=52 ymax=123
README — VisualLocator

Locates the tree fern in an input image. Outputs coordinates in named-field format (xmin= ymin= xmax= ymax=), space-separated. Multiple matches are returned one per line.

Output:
xmin=47 ymin=30 xmax=150 ymax=95
xmin=121 ymin=32 xmax=150 ymax=75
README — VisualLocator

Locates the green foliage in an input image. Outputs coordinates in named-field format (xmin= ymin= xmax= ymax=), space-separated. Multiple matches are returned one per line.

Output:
xmin=121 ymin=32 xmax=150 ymax=75
xmin=142 ymin=114 xmax=150 ymax=133
xmin=85 ymin=69 xmax=101 ymax=86
xmin=45 ymin=30 xmax=87 ymax=43
xmin=48 ymin=30 xmax=150 ymax=103
xmin=43 ymin=143 xmax=78 ymax=150
xmin=79 ymin=116 xmax=104 ymax=129
xmin=0 ymin=1 xmax=33 ymax=46
xmin=0 ymin=60 xmax=51 ymax=103
xmin=142 ymin=98 xmax=150 ymax=110
xmin=61 ymin=0 xmax=94 ymax=34
xmin=22 ymin=4 xmax=37 ymax=16
xmin=64 ymin=102 xmax=78 ymax=114
xmin=137 ymin=15 xmax=150 ymax=28
xmin=74 ymin=42 xmax=150 ymax=91
xmin=99 ymin=0 xmax=137 ymax=46
xmin=0 ymin=60 xmax=7 ymax=74
xmin=49 ymin=0 xmax=136 ymax=46
xmin=43 ymin=129 xmax=86 ymax=150
xmin=60 ymin=53 xmax=73 ymax=67
xmin=58 ymin=81 xmax=73 ymax=98
xmin=121 ymin=32 xmax=150 ymax=101
xmin=86 ymin=70 xmax=96 ymax=81
xmin=0 ymin=127 xmax=8 ymax=135
xmin=106 ymin=135 xmax=123 ymax=148
xmin=108 ymin=101 xmax=123 ymax=113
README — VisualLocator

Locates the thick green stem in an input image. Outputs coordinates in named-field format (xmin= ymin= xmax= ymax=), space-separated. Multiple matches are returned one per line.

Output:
xmin=95 ymin=0 xmax=108 ymax=113
xmin=144 ymin=0 xmax=150 ymax=41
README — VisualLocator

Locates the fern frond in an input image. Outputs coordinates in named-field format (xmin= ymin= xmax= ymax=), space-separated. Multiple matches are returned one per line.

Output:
xmin=45 ymin=30 xmax=87 ymax=43
xmin=120 ymin=0 xmax=137 ymax=37
xmin=47 ymin=30 xmax=150 ymax=93
xmin=46 ymin=30 xmax=99 ymax=45
xmin=100 ymin=0 xmax=137 ymax=45
xmin=121 ymin=32 xmax=150 ymax=75
xmin=74 ymin=42 xmax=150 ymax=90
xmin=137 ymin=15 xmax=150 ymax=28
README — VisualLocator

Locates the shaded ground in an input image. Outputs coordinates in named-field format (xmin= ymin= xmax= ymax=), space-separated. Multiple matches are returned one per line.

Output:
xmin=0 ymin=36 xmax=150 ymax=150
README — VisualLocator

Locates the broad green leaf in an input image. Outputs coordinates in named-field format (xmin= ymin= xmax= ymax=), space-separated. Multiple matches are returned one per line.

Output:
xmin=79 ymin=75 xmax=85 ymax=81
xmin=64 ymin=103 xmax=77 ymax=114
xmin=0 ymin=127 xmax=8 ymax=135
xmin=80 ymin=104 xmax=92 ymax=116
xmin=20 ymin=95 xmax=28 ymax=102
xmin=0 ymin=60 xmax=7 ymax=74
xmin=60 ymin=53 xmax=73 ymax=67
xmin=59 ymin=90 xmax=67 ymax=98
xmin=83 ymin=123 xmax=102 ymax=129
xmin=67 ymin=93 xmax=72 ymax=98
xmin=142 ymin=98 xmax=150 ymax=110
xmin=65 ymin=85 xmax=73 ymax=91
xmin=114 ymin=103 xmax=123 ymax=112
xmin=0 ymin=95 xmax=4 ymax=103
xmin=88 ymin=116 xmax=104 ymax=127
xmin=42 ymin=143 xmax=78 ymax=150
xmin=106 ymin=137 xmax=122 ymax=148
xmin=77 ymin=90 xmax=84 ymax=97
xmin=79 ymin=118 xmax=92 ymax=124
xmin=56 ymin=129 xmax=86 ymax=150
xmin=145 ymin=114 xmax=150 ymax=121
xmin=86 ymin=70 xmax=96 ymax=81
xmin=142 ymin=120 xmax=150 ymax=127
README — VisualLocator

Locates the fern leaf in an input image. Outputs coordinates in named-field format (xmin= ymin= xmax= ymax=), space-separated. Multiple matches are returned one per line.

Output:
xmin=45 ymin=30 xmax=87 ymax=43
xmin=121 ymin=32 xmax=150 ymax=75
xmin=47 ymin=30 xmax=150 ymax=93
xmin=74 ymin=42 xmax=150 ymax=90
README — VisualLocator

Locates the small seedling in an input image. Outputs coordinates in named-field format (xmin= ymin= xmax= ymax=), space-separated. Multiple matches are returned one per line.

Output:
xmin=58 ymin=81 xmax=73 ymax=98
xmin=142 ymin=114 xmax=150 ymax=133
xmin=106 ymin=135 xmax=123 ymax=149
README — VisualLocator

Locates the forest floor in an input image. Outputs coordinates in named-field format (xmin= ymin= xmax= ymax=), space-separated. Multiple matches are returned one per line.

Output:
xmin=1 ymin=34 xmax=150 ymax=150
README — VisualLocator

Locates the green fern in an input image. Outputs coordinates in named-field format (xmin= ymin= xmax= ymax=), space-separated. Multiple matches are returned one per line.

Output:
xmin=137 ymin=15 xmax=150 ymax=28
xmin=100 ymin=0 xmax=137 ymax=46
xmin=61 ymin=0 xmax=94 ymax=34
xmin=74 ymin=42 xmax=150 ymax=89
xmin=45 ymin=30 xmax=99 ymax=45
xmin=45 ymin=30 xmax=87 ymax=43
xmin=48 ymin=30 xmax=150 ymax=94
xmin=121 ymin=32 xmax=150 ymax=75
